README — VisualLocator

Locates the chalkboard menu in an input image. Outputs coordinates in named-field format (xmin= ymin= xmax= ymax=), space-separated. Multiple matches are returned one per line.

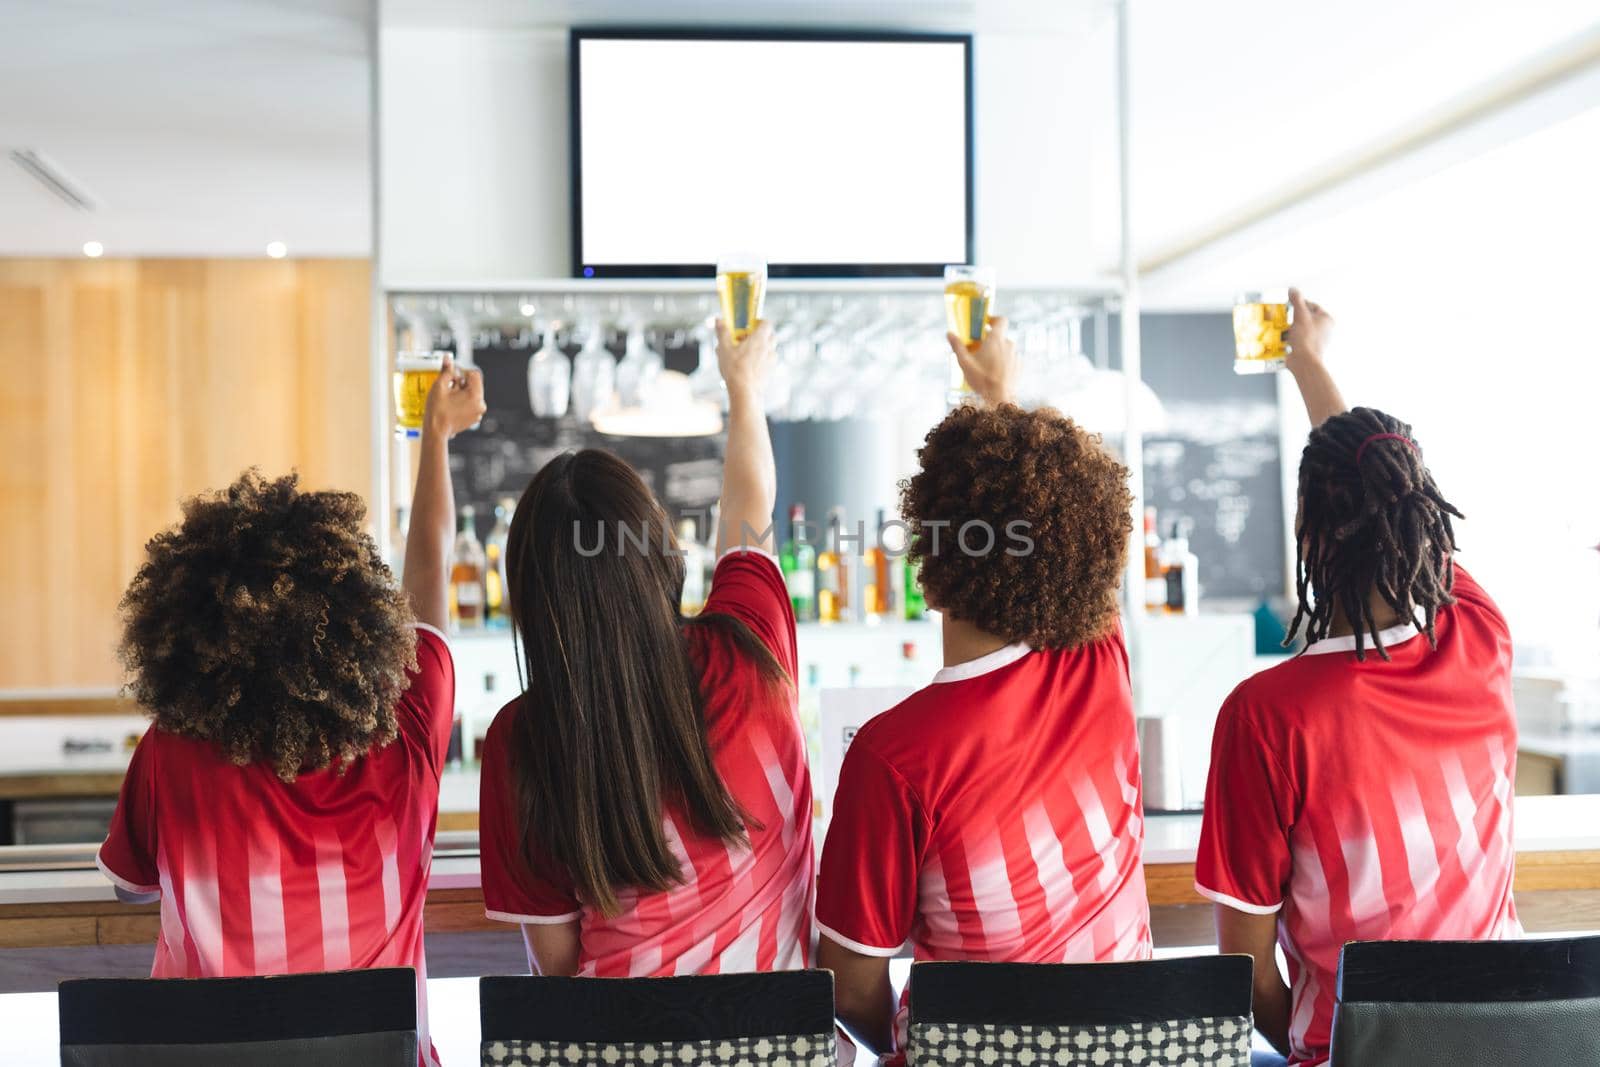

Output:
xmin=1108 ymin=313 xmax=1288 ymax=604
xmin=442 ymin=333 xmax=726 ymax=536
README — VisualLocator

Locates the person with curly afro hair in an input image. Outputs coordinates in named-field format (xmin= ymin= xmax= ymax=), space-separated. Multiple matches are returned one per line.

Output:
xmin=817 ymin=317 xmax=1149 ymax=1062
xmin=1196 ymin=291 xmax=1519 ymax=1067
xmin=98 ymin=357 xmax=485 ymax=1067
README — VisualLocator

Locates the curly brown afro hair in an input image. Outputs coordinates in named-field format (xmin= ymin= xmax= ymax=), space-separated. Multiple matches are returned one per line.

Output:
xmin=118 ymin=470 xmax=418 ymax=781
xmin=901 ymin=403 xmax=1132 ymax=649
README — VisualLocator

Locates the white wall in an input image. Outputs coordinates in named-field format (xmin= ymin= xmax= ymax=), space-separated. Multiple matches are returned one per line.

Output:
xmin=1166 ymin=104 xmax=1600 ymax=669
xmin=379 ymin=22 xmax=1119 ymax=285
xmin=381 ymin=27 xmax=570 ymax=282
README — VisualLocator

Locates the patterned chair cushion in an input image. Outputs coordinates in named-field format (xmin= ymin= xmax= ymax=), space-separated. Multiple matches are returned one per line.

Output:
xmin=907 ymin=1016 xmax=1253 ymax=1066
xmin=482 ymin=1033 xmax=837 ymax=1066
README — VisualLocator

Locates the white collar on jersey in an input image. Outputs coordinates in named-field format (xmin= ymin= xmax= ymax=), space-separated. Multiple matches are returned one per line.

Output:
xmin=931 ymin=642 xmax=1032 ymax=683
xmin=1299 ymin=620 xmax=1421 ymax=656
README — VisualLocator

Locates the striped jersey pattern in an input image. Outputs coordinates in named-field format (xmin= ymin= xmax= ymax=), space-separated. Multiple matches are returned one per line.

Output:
xmin=98 ymin=624 xmax=456 ymax=1067
xmin=1196 ymin=565 xmax=1520 ymax=1067
xmin=479 ymin=550 xmax=816 ymax=979
xmin=816 ymin=631 xmax=1153 ymax=1060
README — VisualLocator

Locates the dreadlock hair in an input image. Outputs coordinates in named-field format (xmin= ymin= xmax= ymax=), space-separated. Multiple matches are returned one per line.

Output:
xmin=1286 ymin=406 xmax=1464 ymax=661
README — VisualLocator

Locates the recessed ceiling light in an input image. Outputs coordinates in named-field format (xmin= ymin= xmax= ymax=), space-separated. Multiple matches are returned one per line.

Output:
xmin=519 ymin=300 xmax=536 ymax=317
xmin=265 ymin=241 xmax=287 ymax=259
xmin=82 ymin=241 xmax=103 ymax=258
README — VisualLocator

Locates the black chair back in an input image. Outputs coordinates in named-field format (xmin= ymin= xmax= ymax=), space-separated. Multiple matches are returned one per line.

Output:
xmin=479 ymin=970 xmax=836 ymax=1066
xmin=906 ymin=955 xmax=1253 ymax=1066
xmin=1331 ymin=935 xmax=1600 ymax=1066
xmin=58 ymin=967 xmax=418 ymax=1066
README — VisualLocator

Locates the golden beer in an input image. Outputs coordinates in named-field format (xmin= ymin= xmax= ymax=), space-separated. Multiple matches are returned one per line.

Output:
xmin=944 ymin=277 xmax=994 ymax=351
xmin=1233 ymin=291 xmax=1290 ymax=374
xmin=717 ymin=256 xmax=767 ymax=342
xmin=393 ymin=350 xmax=445 ymax=435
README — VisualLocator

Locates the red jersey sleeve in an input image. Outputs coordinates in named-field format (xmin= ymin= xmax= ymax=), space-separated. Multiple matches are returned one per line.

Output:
xmin=98 ymin=730 xmax=160 ymax=894
xmin=701 ymin=550 xmax=798 ymax=680
xmin=1195 ymin=686 xmax=1299 ymax=914
xmin=395 ymin=623 xmax=456 ymax=777
xmin=478 ymin=705 xmax=582 ymax=924
xmin=816 ymin=739 xmax=927 ymax=956
xmin=1445 ymin=562 xmax=1510 ymax=644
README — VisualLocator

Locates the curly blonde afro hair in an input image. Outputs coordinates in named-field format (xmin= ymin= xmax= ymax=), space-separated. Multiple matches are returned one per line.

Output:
xmin=118 ymin=470 xmax=417 ymax=781
xmin=901 ymin=403 xmax=1132 ymax=649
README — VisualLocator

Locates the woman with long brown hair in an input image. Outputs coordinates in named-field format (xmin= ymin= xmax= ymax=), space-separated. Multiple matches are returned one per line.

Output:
xmin=478 ymin=319 xmax=814 ymax=977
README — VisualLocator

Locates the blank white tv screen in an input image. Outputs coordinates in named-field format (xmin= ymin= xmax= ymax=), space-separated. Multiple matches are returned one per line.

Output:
xmin=573 ymin=33 xmax=972 ymax=276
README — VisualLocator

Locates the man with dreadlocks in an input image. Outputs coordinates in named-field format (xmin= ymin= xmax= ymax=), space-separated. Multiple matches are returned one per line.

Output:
xmin=1194 ymin=290 xmax=1518 ymax=1067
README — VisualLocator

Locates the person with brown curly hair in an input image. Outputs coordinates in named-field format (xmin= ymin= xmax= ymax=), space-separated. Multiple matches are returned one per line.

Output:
xmin=1196 ymin=291 xmax=1518 ymax=1067
xmin=97 ymin=357 xmax=485 ymax=1067
xmin=815 ymin=319 xmax=1150 ymax=1062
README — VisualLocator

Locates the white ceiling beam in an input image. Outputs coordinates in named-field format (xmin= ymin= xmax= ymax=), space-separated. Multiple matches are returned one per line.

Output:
xmin=1141 ymin=21 xmax=1600 ymax=282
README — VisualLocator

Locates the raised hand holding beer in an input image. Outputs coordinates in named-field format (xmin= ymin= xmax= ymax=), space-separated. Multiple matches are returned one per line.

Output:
xmin=1281 ymin=287 xmax=1346 ymax=426
xmin=423 ymin=354 xmax=487 ymax=440
xmin=1283 ymin=287 xmax=1334 ymax=372
xmin=717 ymin=253 xmax=767 ymax=343
xmin=946 ymin=314 xmax=1016 ymax=407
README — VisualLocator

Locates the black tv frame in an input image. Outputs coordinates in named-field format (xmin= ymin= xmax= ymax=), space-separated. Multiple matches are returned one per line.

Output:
xmin=569 ymin=26 xmax=974 ymax=279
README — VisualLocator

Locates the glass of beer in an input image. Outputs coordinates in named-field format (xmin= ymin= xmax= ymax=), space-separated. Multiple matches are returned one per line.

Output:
xmin=716 ymin=254 xmax=767 ymax=343
xmin=944 ymin=265 xmax=995 ymax=405
xmin=945 ymin=265 xmax=996 ymax=351
xmin=393 ymin=350 xmax=445 ymax=437
xmin=1232 ymin=290 xmax=1291 ymax=374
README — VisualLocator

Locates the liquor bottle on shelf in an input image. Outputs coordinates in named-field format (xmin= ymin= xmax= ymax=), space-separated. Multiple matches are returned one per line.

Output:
xmin=816 ymin=507 xmax=851 ymax=624
xmin=468 ymin=672 xmax=502 ymax=767
xmin=449 ymin=505 xmax=487 ymax=631
xmin=863 ymin=508 xmax=892 ymax=622
xmin=1161 ymin=519 xmax=1200 ymax=617
xmin=1143 ymin=506 xmax=1167 ymax=615
xmin=903 ymin=552 xmax=927 ymax=621
xmin=780 ymin=504 xmax=817 ymax=622
xmin=678 ymin=518 xmax=709 ymax=616
xmin=896 ymin=640 xmax=922 ymax=687
xmin=484 ymin=498 xmax=512 ymax=629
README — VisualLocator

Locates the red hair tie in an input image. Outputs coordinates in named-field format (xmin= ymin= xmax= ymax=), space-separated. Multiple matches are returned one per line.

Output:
xmin=1355 ymin=432 xmax=1416 ymax=466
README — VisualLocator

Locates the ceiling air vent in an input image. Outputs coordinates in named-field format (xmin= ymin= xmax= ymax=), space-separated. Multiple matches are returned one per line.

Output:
xmin=9 ymin=149 xmax=99 ymax=211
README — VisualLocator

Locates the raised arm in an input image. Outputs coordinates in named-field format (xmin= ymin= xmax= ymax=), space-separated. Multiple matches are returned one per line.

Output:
xmin=714 ymin=319 xmax=777 ymax=556
xmin=1284 ymin=288 xmax=1345 ymax=427
xmin=947 ymin=315 xmax=1018 ymax=407
xmin=402 ymin=356 xmax=486 ymax=631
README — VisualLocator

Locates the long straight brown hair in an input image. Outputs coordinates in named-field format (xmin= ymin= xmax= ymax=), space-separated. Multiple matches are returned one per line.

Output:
xmin=504 ymin=449 xmax=783 ymax=916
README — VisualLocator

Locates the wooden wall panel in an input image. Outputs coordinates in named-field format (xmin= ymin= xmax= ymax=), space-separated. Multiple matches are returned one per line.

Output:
xmin=0 ymin=259 xmax=372 ymax=689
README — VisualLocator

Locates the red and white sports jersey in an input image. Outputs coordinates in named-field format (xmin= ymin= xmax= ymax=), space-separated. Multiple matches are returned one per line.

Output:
xmin=817 ymin=628 xmax=1152 ymax=1056
xmin=479 ymin=550 xmax=815 ymax=978
xmin=98 ymin=624 xmax=455 ymax=1067
xmin=1196 ymin=565 xmax=1519 ymax=1067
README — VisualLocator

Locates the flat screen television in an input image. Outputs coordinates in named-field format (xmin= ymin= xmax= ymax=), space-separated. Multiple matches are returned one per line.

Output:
xmin=570 ymin=29 xmax=973 ymax=278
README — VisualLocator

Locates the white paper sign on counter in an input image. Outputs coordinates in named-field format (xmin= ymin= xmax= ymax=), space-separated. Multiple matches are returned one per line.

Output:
xmin=816 ymin=686 xmax=914 ymax=839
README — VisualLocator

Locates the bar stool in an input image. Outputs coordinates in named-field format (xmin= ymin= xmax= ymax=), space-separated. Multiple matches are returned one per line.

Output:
xmin=479 ymin=970 xmax=837 ymax=1066
xmin=58 ymin=967 xmax=418 ymax=1066
xmin=906 ymin=956 xmax=1254 ymax=1066
xmin=1330 ymin=935 xmax=1600 ymax=1066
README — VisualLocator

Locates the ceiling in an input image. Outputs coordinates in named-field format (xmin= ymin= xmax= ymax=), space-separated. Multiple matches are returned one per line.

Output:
xmin=0 ymin=0 xmax=371 ymax=257
xmin=0 ymin=0 xmax=1595 ymax=267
